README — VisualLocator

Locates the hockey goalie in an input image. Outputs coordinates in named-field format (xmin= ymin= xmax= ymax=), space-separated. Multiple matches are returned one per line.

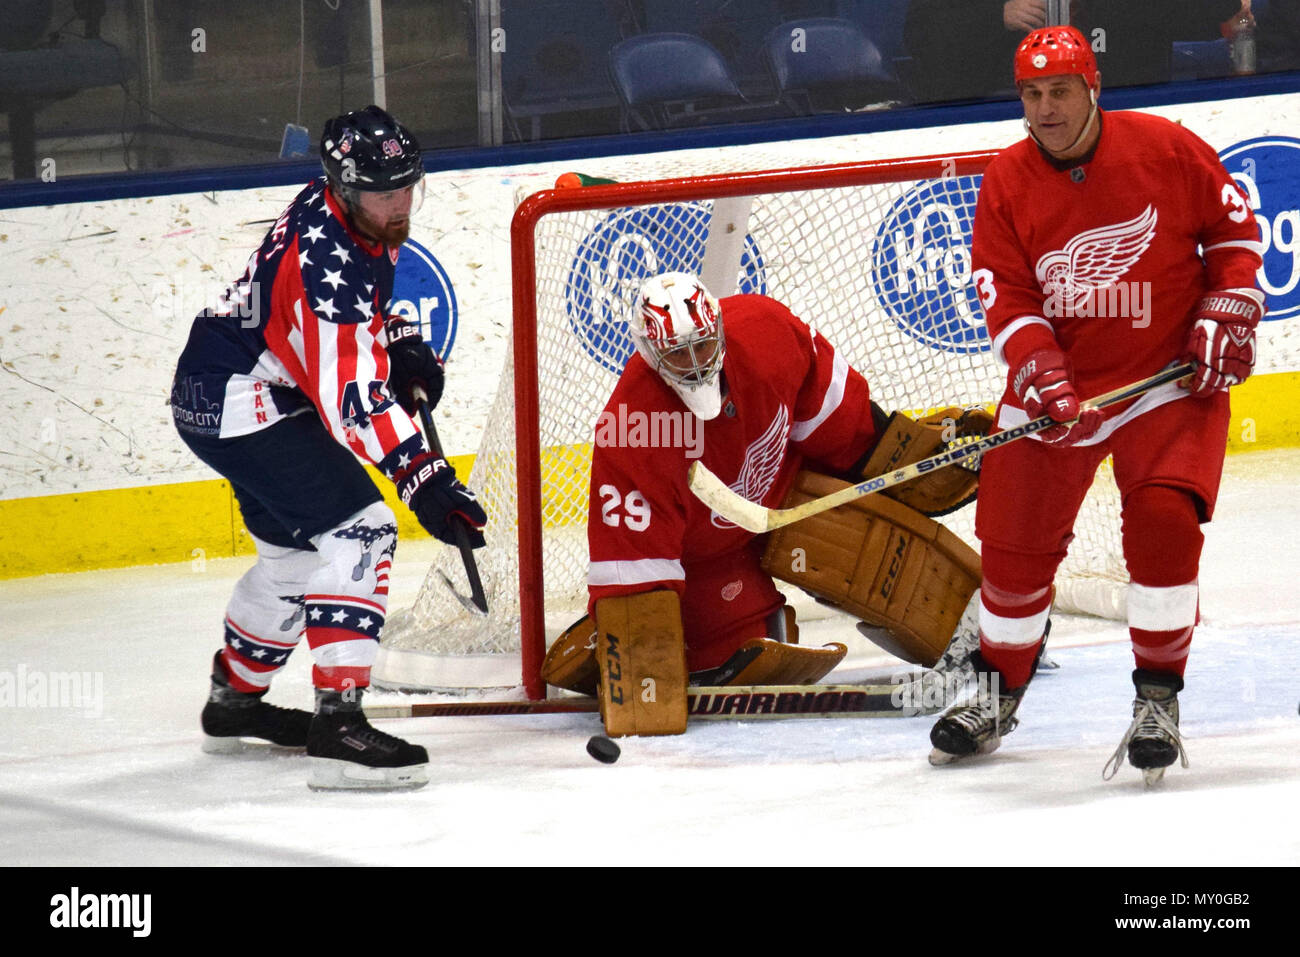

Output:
xmin=541 ymin=272 xmax=994 ymax=737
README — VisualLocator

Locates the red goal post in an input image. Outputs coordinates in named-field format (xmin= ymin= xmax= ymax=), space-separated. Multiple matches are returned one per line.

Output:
xmin=376 ymin=150 xmax=1130 ymax=699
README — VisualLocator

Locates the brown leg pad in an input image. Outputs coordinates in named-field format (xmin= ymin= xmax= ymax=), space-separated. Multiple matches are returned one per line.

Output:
xmin=693 ymin=638 xmax=848 ymax=686
xmin=595 ymin=591 xmax=688 ymax=737
xmin=761 ymin=471 xmax=981 ymax=667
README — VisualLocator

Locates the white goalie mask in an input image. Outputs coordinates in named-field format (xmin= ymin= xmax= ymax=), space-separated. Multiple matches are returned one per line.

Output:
xmin=630 ymin=272 xmax=726 ymax=420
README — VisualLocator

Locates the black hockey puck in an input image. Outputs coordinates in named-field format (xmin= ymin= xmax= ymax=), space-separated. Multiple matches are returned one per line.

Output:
xmin=586 ymin=735 xmax=621 ymax=764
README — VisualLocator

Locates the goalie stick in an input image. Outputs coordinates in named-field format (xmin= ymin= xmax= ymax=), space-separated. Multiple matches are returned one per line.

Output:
xmin=365 ymin=674 xmax=965 ymax=721
xmin=689 ymin=362 xmax=1196 ymax=533
xmin=412 ymin=386 xmax=488 ymax=616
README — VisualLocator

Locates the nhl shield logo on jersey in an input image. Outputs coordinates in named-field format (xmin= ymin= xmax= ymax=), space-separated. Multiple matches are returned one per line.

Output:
xmin=870 ymin=175 xmax=988 ymax=354
xmin=566 ymin=202 xmax=766 ymax=374
xmin=389 ymin=237 xmax=458 ymax=359
xmin=1219 ymin=136 xmax=1300 ymax=321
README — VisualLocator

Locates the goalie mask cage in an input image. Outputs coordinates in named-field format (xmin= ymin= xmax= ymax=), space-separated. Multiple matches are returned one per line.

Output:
xmin=376 ymin=150 xmax=1132 ymax=698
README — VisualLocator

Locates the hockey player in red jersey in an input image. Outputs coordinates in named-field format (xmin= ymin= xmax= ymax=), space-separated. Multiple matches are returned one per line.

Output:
xmin=171 ymin=106 xmax=486 ymax=790
xmin=545 ymin=272 xmax=993 ymax=737
xmin=928 ymin=26 xmax=1265 ymax=782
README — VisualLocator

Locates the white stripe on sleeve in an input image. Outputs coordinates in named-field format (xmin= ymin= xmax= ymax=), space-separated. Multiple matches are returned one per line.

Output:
xmin=791 ymin=349 xmax=848 ymax=442
xmin=587 ymin=558 xmax=685 ymax=587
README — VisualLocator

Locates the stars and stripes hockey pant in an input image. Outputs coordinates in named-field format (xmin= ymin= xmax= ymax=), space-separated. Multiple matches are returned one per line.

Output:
xmin=178 ymin=413 xmax=396 ymax=692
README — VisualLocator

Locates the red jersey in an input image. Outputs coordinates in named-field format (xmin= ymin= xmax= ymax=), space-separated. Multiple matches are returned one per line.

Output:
xmin=586 ymin=295 xmax=878 ymax=609
xmin=972 ymin=110 xmax=1263 ymax=439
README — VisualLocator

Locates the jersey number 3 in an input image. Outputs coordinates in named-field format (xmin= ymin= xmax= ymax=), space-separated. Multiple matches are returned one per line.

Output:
xmin=598 ymin=485 xmax=651 ymax=531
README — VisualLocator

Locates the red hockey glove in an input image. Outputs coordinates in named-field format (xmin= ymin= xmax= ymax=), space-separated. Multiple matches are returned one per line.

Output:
xmin=395 ymin=454 xmax=487 ymax=548
xmin=1011 ymin=347 xmax=1103 ymax=446
xmin=1180 ymin=290 xmax=1263 ymax=397
xmin=385 ymin=319 xmax=445 ymax=415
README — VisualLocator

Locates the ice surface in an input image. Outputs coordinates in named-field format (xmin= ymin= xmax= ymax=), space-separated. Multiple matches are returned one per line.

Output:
xmin=1 ymin=450 xmax=1297 ymax=867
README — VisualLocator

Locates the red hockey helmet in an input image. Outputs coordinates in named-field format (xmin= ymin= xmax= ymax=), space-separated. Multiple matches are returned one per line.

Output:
xmin=1014 ymin=26 xmax=1099 ymax=90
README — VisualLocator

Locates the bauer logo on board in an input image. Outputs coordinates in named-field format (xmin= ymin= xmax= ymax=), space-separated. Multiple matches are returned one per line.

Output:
xmin=1219 ymin=136 xmax=1300 ymax=321
xmin=390 ymin=238 xmax=459 ymax=360
xmin=566 ymin=203 xmax=767 ymax=374
xmin=870 ymin=174 xmax=989 ymax=354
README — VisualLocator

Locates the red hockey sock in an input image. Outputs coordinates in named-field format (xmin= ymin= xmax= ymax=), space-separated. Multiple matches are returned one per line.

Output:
xmin=1123 ymin=486 xmax=1203 ymax=677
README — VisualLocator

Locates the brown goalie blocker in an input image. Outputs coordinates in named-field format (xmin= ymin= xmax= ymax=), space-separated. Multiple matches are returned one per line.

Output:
xmin=858 ymin=407 xmax=993 ymax=516
xmin=761 ymin=470 xmax=981 ymax=667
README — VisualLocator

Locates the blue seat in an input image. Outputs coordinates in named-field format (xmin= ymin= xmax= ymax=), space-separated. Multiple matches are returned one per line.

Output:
xmin=765 ymin=17 xmax=897 ymax=114
xmin=1171 ymin=39 xmax=1234 ymax=81
xmin=0 ymin=0 xmax=124 ymax=179
xmin=608 ymin=32 xmax=786 ymax=131
xmin=499 ymin=1 xmax=632 ymax=141
xmin=637 ymin=0 xmax=789 ymax=98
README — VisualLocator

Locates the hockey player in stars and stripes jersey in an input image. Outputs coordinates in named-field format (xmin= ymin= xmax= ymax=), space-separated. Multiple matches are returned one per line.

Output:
xmin=927 ymin=27 xmax=1265 ymax=784
xmin=171 ymin=105 xmax=486 ymax=791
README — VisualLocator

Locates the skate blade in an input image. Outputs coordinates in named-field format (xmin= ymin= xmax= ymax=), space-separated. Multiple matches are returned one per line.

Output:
xmin=201 ymin=733 xmax=305 ymax=755
xmin=307 ymin=757 xmax=429 ymax=792
xmin=1142 ymin=767 xmax=1166 ymax=788
xmin=928 ymin=736 xmax=1002 ymax=767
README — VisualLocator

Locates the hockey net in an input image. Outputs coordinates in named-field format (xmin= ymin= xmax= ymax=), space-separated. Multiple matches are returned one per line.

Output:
xmin=377 ymin=151 xmax=1131 ymax=696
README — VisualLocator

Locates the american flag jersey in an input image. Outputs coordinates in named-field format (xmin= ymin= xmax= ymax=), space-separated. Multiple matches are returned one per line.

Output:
xmin=172 ymin=177 xmax=426 ymax=479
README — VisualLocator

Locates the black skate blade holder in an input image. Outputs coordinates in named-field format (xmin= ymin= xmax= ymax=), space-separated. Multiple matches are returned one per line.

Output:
xmin=413 ymin=387 xmax=489 ymax=616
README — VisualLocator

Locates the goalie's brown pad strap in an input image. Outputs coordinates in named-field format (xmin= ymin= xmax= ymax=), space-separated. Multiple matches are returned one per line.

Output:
xmin=540 ymin=614 xmax=600 ymax=696
xmin=761 ymin=470 xmax=981 ymax=667
xmin=595 ymin=591 xmax=688 ymax=737
xmin=691 ymin=638 xmax=847 ymax=687
xmin=542 ymin=605 xmax=803 ymax=695
xmin=858 ymin=407 xmax=993 ymax=516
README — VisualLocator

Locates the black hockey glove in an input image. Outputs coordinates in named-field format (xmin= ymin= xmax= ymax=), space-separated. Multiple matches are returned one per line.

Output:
xmin=385 ymin=319 xmax=444 ymax=415
xmin=395 ymin=453 xmax=486 ymax=548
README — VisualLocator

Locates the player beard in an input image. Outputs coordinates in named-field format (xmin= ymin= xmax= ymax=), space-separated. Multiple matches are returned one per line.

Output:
xmin=350 ymin=207 xmax=410 ymax=247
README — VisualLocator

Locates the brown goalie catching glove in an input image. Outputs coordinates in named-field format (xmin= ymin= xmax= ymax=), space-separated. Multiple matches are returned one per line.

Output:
xmin=855 ymin=404 xmax=994 ymax=516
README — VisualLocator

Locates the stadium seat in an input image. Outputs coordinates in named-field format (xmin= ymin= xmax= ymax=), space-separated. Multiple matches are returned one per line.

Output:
xmin=499 ymin=1 xmax=632 ymax=142
xmin=609 ymin=32 xmax=787 ymax=131
xmin=765 ymin=17 xmax=899 ymax=114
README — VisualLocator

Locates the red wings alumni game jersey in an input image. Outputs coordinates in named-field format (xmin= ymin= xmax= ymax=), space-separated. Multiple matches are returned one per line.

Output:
xmin=586 ymin=295 xmax=879 ymax=609
xmin=973 ymin=110 xmax=1263 ymax=432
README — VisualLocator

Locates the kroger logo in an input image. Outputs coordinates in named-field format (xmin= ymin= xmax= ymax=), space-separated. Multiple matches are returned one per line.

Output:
xmin=566 ymin=203 xmax=767 ymax=374
xmin=1219 ymin=136 xmax=1300 ymax=321
xmin=390 ymin=238 xmax=458 ymax=358
xmin=870 ymin=175 xmax=988 ymax=354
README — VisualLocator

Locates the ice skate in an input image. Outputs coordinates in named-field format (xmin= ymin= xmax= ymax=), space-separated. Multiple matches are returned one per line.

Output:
xmin=1103 ymin=670 xmax=1187 ymax=786
xmin=928 ymin=653 xmax=1029 ymax=766
xmin=307 ymin=689 xmax=429 ymax=791
xmin=201 ymin=652 xmax=312 ymax=754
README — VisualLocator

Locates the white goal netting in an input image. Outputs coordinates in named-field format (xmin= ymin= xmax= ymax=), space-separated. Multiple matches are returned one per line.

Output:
xmin=377 ymin=152 xmax=1134 ymax=691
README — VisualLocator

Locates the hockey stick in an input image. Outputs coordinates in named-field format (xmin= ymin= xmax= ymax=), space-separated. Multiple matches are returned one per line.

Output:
xmin=412 ymin=386 xmax=489 ymax=616
xmin=689 ymin=362 xmax=1196 ymax=533
xmin=365 ymin=677 xmax=957 ymax=721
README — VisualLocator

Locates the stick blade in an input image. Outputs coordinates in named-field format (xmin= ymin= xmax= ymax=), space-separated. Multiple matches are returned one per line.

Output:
xmin=686 ymin=461 xmax=772 ymax=533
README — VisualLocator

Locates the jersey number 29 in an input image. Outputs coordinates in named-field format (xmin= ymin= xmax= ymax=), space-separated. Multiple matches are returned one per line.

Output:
xmin=598 ymin=485 xmax=651 ymax=531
